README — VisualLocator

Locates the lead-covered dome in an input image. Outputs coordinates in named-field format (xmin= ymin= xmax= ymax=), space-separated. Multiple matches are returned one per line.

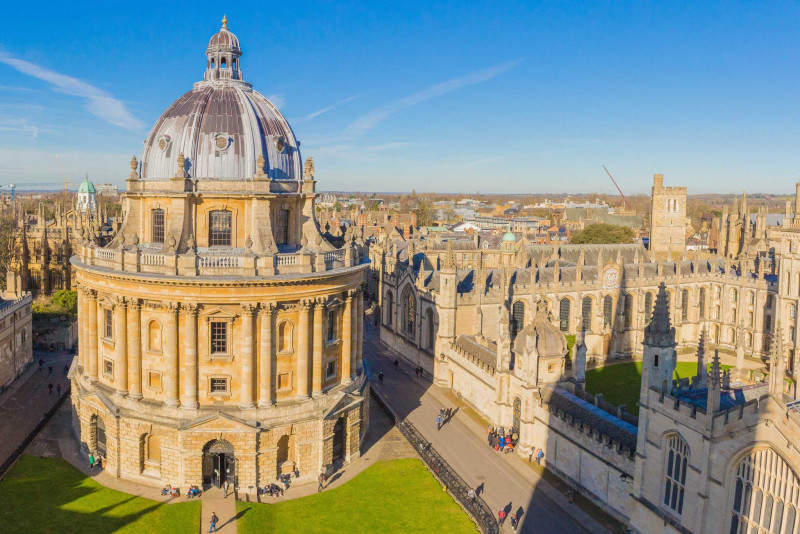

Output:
xmin=140 ymin=18 xmax=301 ymax=181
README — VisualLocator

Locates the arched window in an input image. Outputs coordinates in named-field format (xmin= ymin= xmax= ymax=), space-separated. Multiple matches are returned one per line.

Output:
xmin=713 ymin=324 xmax=719 ymax=343
xmin=581 ymin=297 xmax=592 ymax=331
xmin=274 ymin=208 xmax=289 ymax=245
xmin=729 ymin=449 xmax=800 ymax=534
xmin=221 ymin=57 xmax=227 ymax=68
xmin=278 ymin=321 xmax=293 ymax=352
xmin=746 ymin=333 xmax=753 ymax=348
xmin=152 ymin=209 xmax=165 ymax=244
xmin=276 ymin=435 xmax=292 ymax=464
xmin=426 ymin=309 xmax=435 ymax=350
xmin=732 ymin=308 xmax=737 ymax=323
xmin=147 ymin=434 xmax=161 ymax=464
xmin=559 ymin=298 xmax=570 ymax=332
xmin=699 ymin=287 xmax=707 ymax=319
xmin=209 ymin=210 xmax=232 ymax=246
xmin=748 ymin=291 xmax=755 ymax=305
xmin=767 ymin=294 xmax=774 ymax=308
xmin=731 ymin=289 xmax=738 ymax=303
xmin=715 ymin=286 xmax=721 ymax=300
xmin=232 ymin=59 xmax=237 ymax=70
xmin=148 ymin=320 xmax=162 ymax=352
xmin=663 ymin=435 xmax=689 ymax=515
xmin=624 ymin=294 xmax=634 ymax=328
xmin=603 ymin=295 xmax=613 ymax=328
xmin=511 ymin=301 xmax=525 ymax=340
xmin=645 ymin=293 xmax=654 ymax=324
xmin=326 ymin=309 xmax=337 ymax=342
xmin=385 ymin=291 xmax=394 ymax=328
xmin=402 ymin=287 xmax=415 ymax=336
xmin=681 ymin=289 xmax=689 ymax=321
xmin=211 ymin=58 xmax=215 ymax=69
xmin=748 ymin=311 xmax=754 ymax=328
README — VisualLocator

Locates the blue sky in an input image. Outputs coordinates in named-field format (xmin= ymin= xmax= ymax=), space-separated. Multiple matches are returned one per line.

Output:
xmin=1 ymin=1 xmax=799 ymax=194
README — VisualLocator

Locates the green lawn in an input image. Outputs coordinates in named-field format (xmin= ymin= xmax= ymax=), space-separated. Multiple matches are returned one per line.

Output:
xmin=237 ymin=458 xmax=475 ymax=534
xmin=0 ymin=456 xmax=200 ymax=534
xmin=585 ymin=361 xmax=732 ymax=416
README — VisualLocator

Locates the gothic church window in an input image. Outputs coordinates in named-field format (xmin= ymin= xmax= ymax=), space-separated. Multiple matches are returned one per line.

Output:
xmin=402 ymin=288 xmax=415 ymax=336
xmin=624 ymin=294 xmax=634 ymax=328
xmin=663 ymin=434 xmax=688 ymax=515
xmin=559 ymin=298 xmax=570 ymax=332
xmin=729 ymin=448 xmax=800 ymax=534
xmin=645 ymin=293 xmax=654 ymax=324
xmin=681 ymin=289 xmax=689 ymax=321
xmin=699 ymin=288 xmax=707 ymax=319
xmin=511 ymin=301 xmax=525 ymax=340
xmin=603 ymin=296 xmax=613 ymax=328
xmin=581 ymin=297 xmax=592 ymax=331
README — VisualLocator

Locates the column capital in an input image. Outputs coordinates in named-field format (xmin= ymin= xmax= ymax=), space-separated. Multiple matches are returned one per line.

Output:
xmin=260 ymin=302 xmax=276 ymax=314
xmin=298 ymin=299 xmax=313 ymax=311
xmin=162 ymin=301 xmax=180 ymax=313
xmin=81 ymin=287 xmax=97 ymax=298
xmin=126 ymin=298 xmax=141 ymax=311
xmin=115 ymin=296 xmax=129 ymax=308
xmin=241 ymin=303 xmax=257 ymax=314
xmin=182 ymin=303 xmax=199 ymax=315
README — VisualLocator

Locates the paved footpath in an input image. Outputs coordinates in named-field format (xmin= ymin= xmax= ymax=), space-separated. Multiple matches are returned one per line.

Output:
xmin=365 ymin=329 xmax=612 ymax=534
xmin=201 ymin=487 xmax=237 ymax=533
xmin=0 ymin=349 xmax=73 ymax=466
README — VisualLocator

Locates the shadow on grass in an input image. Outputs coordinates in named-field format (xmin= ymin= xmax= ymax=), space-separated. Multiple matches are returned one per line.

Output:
xmin=0 ymin=456 xmax=200 ymax=534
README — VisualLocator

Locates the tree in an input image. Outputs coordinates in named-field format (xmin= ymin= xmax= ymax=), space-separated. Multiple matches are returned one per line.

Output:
xmin=415 ymin=199 xmax=434 ymax=227
xmin=332 ymin=201 xmax=342 ymax=212
xmin=51 ymin=289 xmax=78 ymax=317
xmin=571 ymin=223 xmax=635 ymax=245
xmin=442 ymin=205 xmax=457 ymax=223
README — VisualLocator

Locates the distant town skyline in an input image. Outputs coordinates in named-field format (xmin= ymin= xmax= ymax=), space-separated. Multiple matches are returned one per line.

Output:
xmin=1 ymin=1 xmax=799 ymax=194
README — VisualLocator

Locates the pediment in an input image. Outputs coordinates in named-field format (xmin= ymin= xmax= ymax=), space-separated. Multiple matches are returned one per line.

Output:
xmin=180 ymin=411 xmax=259 ymax=432
xmin=201 ymin=307 xmax=239 ymax=320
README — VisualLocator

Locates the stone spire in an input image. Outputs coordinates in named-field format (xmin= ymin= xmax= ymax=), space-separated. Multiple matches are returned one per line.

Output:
xmin=644 ymin=282 xmax=674 ymax=347
xmin=642 ymin=282 xmax=677 ymax=395
xmin=442 ymin=239 xmax=456 ymax=271
xmin=695 ymin=326 xmax=708 ymax=387
xmin=707 ymin=349 xmax=722 ymax=413
xmin=770 ymin=321 xmax=786 ymax=399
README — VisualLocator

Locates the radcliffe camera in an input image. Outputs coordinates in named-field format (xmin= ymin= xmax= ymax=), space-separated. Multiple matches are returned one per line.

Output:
xmin=0 ymin=4 xmax=797 ymax=534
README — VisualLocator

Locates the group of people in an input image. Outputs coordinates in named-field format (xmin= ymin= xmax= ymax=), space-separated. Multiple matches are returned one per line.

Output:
xmin=160 ymin=484 xmax=180 ymax=497
xmin=436 ymin=406 xmax=455 ymax=431
xmin=529 ymin=447 xmax=544 ymax=465
xmin=258 ymin=483 xmax=285 ymax=497
xmin=186 ymin=486 xmax=201 ymax=498
xmin=88 ymin=453 xmax=104 ymax=470
xmin=497 ymin=508 xmax=523 ymax=532
xmin=486 ymin=425 xmax=515 ymax=453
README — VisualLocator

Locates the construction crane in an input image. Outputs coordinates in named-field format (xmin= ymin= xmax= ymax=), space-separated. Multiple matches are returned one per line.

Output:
xmin=602 ymin=165 xmax=632 ymax=211
xmin=54 ymin=154 xmax=72 ymax=197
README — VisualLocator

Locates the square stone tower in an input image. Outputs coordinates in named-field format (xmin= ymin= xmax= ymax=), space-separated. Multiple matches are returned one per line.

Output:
xmin=649 ymin=174 xmax=686 ymax=260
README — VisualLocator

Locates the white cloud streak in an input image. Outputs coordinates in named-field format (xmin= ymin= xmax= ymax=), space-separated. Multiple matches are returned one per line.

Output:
xmin=292 ymin=93 xmax=368 ymax=123
xmin=266 ymin=94 xmax=287 ymax=109
xmin=0 ymin=51 xmax=144 ymax=131
xmin=342 ymin=60 xmax=522 ymax=139
xmin=0 ymin=118 xmax=40 ymax=138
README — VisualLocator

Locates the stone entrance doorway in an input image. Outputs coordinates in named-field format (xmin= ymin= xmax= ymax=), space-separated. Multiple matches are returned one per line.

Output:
xmin=96 ymin=418 xmax=107 ymax=456
xmin=332 ymin=417 xmax=346 ymax=462
xmin=202 ymin=439 xmax=235 ymax=489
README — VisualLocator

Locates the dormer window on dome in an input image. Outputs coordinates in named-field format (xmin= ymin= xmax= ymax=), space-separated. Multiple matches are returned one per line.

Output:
xmin=214 ymin=133 xmax=232 ymax=152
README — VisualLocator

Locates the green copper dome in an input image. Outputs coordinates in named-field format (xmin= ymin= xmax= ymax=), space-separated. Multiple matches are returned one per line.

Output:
xmin=78 ymin=177 xmax=96 ymax=194
xmin=502 ymin=230 xmax=516 ymax=242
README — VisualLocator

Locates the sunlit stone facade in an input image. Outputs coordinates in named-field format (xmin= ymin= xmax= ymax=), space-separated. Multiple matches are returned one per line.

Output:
xmin=69 ymin=19 xmax=369 ymax=494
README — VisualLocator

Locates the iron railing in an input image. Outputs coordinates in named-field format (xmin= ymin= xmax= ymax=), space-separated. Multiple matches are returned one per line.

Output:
xmin=371 ymin=388 xmax=499 ymax=534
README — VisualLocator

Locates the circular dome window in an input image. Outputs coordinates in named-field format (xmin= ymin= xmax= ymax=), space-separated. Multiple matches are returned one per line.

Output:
xmin=157 ymin=135 xmax=171 ymax=152
xmin=273 ymin=136 xmax=286 ymax=154
xmin=215 ymin=134 xmax=231 ymax=151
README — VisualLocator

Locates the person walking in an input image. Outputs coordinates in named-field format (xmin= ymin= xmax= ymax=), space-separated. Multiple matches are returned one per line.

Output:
xmin=393 ymin=358 xmax=399 ymax=370
xmin=537 ymin=448 xmax=544 ymax=464
xmin=467 ymin=488 xmax=476 ymax=504
xmin=88 ymin=453 xmax=95 ymax=469
xmin=436 ymin=415 xmax=442 ymax=431
xmin=223 ymin=479 xmax=230 ymax=498
xmin=498 ymin=509 xmax=507 ymax=526
xmin=511 ymin=514 xmax=519 ymax=532
xmin=317 ymin=471 xmax=325 ymax=492
xmin=208 ymin=512 xmax=219 ymax=532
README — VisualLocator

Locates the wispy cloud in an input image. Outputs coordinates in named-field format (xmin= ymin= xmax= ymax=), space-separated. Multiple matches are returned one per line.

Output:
xmin=292 ymin=93 xmax=368 ymax=123
xmin=0 ymin=118 xmax=42 ymax=138
xmin=0 ymin=51 xmax=144 ymax=131
xmin=342 ymin=60 xmax=522 ymax=139
xmin=266 ymin=94 xmax=287 ymax=109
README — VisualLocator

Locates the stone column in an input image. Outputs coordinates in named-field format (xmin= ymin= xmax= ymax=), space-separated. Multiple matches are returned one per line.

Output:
xmin=240 ymin=304 xmax=256 ymax=409
xmin=77 ymin=288 xmax=86 ymax=370
xmin=312 ymin=300 xmax=324 ymax=396
xmin=341 ymin=294 xmax=353 ymax=384
xmin=296 ymin=301 xmax=311 ymax=398
xmin=87 ymin=289 xmax=98 ymax=381
xmin=356 ymin=290 xmax=364 ymax=373
xmin=164 ymin=302 xmax=180 ymax=407
xmin=258 ymin=304 xmax=274 ymax=407
xmin=350 ymin=291 xmax=358 ymax=380
xmin=114 ymin=298 xmax=128 ymax=396
xmin=182 ymin=304 xmax=199 ymax=409
xmin=127 ymin=300 xmax=142 ymax=399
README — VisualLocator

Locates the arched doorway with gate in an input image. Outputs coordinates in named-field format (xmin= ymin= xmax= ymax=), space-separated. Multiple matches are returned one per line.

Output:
xmin=94 ymin=416 xmax=107 ymax=456
xmin=202 ymin=439 xmax=235 ymax=489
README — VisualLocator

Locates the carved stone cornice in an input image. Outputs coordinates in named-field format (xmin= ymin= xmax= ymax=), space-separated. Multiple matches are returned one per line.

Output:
xmin=182 ymin=303 xmax=200 ymax=315
xmin=127 ymin=298 xmax=142 ymax=312
xmin=260 ymin=302 xmax=276 ymax=315
xmin=241 ymin=303 xmax=257 ymax=315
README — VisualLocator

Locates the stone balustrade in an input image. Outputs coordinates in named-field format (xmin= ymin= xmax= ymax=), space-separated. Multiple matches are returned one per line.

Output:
xmin=76 ymin=242 xmax=366 ymax=277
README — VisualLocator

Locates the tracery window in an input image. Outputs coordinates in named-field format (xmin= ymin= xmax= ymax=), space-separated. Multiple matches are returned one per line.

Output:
xmin=663 ymin=435 xmax=689 ymax=515
xmin=511 ymin=301 xmax=525 ymax=340
xmin=699 ymin=287 xmax=707 ymax=319
xmin=559 ymin=298 xmax=570 ymax=332
xmin=402 ymin=288 xmax=415 ymax=336
xmin=645 ymin=293 xmax=654 ymax=324
xmin=385 ymin=291 xmax=394 ymax=328
xmin=603 ymin=295 xmax=613 ymax=328
xmin=729 ymin=449 xmax=800 ymax=534
xmin=624 ymin=294 xmax=634 ymax=328
xmin=581 ymin=297 xmax=592 ymax=331
xmin=681 ymin=289 xmax=689 ymax=321
xmin=209 ymin=210 xmax=232 ymax=246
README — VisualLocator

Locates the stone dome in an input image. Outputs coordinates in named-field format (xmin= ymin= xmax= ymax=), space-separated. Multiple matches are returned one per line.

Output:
xmin=77 ymin=177 xmax=96 ymax=193
xmin=139 ymin=18 xmax=301 ymax=182
xmin=513 ymin=300 xmax=568 ymax=358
